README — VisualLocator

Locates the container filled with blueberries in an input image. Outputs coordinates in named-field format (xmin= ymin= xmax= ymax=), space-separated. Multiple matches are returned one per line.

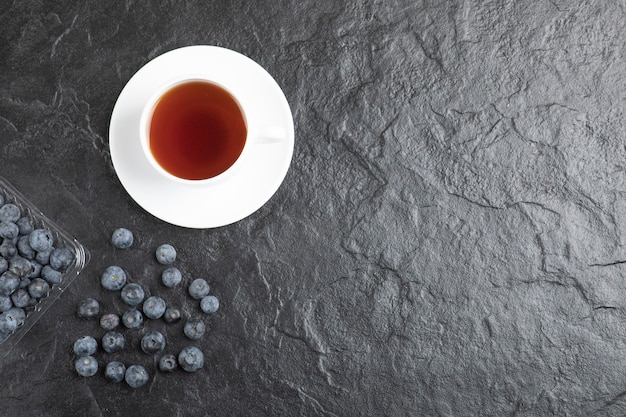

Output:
xmin=0 ymin=177 xmax=90 ymax=359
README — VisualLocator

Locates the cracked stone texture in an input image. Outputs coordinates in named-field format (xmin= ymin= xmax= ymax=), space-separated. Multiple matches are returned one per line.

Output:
xmin=1 ymin=0 xmax=626 ymax=416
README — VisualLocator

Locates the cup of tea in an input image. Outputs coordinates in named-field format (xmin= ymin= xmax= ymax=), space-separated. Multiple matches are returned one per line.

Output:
xmin=139 ymin=76 xmax=284 ymax=184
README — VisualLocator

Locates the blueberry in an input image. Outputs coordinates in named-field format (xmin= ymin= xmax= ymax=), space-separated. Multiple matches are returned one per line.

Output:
xmin=0 ymin=222 xmax=19 ymax=239
xmin=111 ymin=228 xmax=134 ymax=249
xmin=18 ymin=277 xmax=30 ymax=289
xmin=178 ymin=346 xmax=204 ymax=372
xmin=0 ymin=194 xmax=4 ymax=206
xmin=29 ymin=229 xmax=54 ymax=252
xmin=77 ymin=298 xmax=100 ymax=319
xmin=102 ymin=331 xmax=125 ymax=353
xmin=0 ymin=271 xmax=20 ymax=296
xmin=49 ymin=248 xmax=74 ymax=271
xmin=75 ymin=356 xmax=98 ymax=377
xmin=188 ymin=278 xmax=210 ymax=300
xmin=163 ymin=307 xmax=182 ymax=323
xmin=105 ymin=361 xmax=126 ymax=383
xmin=35 ymin=249 xmax=51 ymax=265
xmin=41 ymin=265 xmax=62 ymax=284
xmin=16 ymin=236 xmax=35 ymax=260
xmin=122 ymin=309 xmax=143 ymax=329
xmin=100 ymin=265 xmax=127 ymax=291
xmin=16 ymin=217 xmax=33 ymax=235
xmin=28 ymin=278 xmax=49 ymax=299
xmin=140 ymin=330 xmax=166 ymax=355
xmin=0 ymin=257 xmax=7 ymax=274
xmin=0 ymin=204 xmax=20 ymax=222
xmin=158 ymin=354 xmax=178 ymax=372
xmin=30 ymin=261 xmax=42 ymax=278
xmin=200 ymin=295 xmax=220 ymax=314
xmin=7 ymin=307 xmax=25 ymax=327
xmin=100 ymin=313 xmax=120 ymax=331
xmin=161 ymin=267 xmax=182 ymax=288
xmin=0 ymin=312 xmax=17 ymax=333
xmin=183 ymin=320 xmax=205 ymax=340
xmin=1 ymin=221 xmax=20 ymax=239
xmin=120 ymin=283 xmax=145 ymax=306
xmin=73 ymin=336 xmax=98 ymax=356
xmin=10 ymin=289 xmax=30 ymax=308
xmin=9 ymin=256 xmax=34 ymax=278
xmin=155 ymin=244 xmax=176 ymax=265
xmin=125 ymin=365 xmax=149 ymax=388
xmin=0 ymin=239 xmax=17 ymax=258
xmin=0 ymin=296 xmax=12 ymax=312
xmin=143 ymin=296 xmax=166 ymax=319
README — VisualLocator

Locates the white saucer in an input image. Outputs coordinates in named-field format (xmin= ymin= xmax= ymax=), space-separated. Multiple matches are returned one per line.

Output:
xmin=109 ymin=46 xmax=294 ymax=228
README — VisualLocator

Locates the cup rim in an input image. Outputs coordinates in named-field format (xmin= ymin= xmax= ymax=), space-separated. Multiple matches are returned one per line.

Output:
xmin=139 ymin=76 xmax=249 ymax=185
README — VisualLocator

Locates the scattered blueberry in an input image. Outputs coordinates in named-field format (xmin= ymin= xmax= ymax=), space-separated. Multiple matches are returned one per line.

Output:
xmin=161 ymin=267 xmax=182 ymax=288
xmin=188 ymin=278 xmax=210 ymax=300
xmin=75 ymin=356 xmax=98 ymax=377
xmin=41 ymin=265 xmax=62 ymax=284
xmin=111 ymin=228 xmax=134 ymax=249
xmin=0 ymin=257 xmax=7 ymax=274
xmin=140 ymin=330 xmax=166 ymax=355
xmin=100 ymin=313 xmax=120 ymax=331
xmin=105 ymin=361 xmax=126 ymax=383
xmin=125 ymin=365 xmax=149 ymax=388
xmin=0 ymin=271 xmax=19 ymax=296
xmin=143 ymin=296 xmax=166 ymax=319
xmin=0 ymin=222 xmax=19 ymax=239
xmin=0 ymin=312 xmax=17 ymax=333
xmin=49 ymin=248 xmax=74 ymax=271
xmin=73 ymin=336 xmax=98 ymax=356
xmin=102 ymin=331 xmax=125 ymax=353
xmin=122 ymin=309 xmax=143 ymax=329
xmin=28 ymin=278 xmax=49 ymax=299
xmin=158 ymin=354 xmax=178 ymax=372
xmin=200 ymin=295 xmax=220 ymax=314
xmin=178 ymin=346 xmax=204 ymax=372
xmin=10 ymin=289 xmax=30 ymax=308
xmin=100 ymin=265 xmax=127 ymax=291
xmin=155 ymin=244 xmax=176 ymax=265
xmin=0 ymin=296 xmax=12 ymax=312
xmin=183 ymin=320 xmax=205 ymax=340
xmin=77 ymin=298 xmax=100 ymax=319
xmin=0 ymin=204 xmax=20 ymax=222
xmin=28 ymin=229 xmax=54 ymax=252
xmin=16 ymin=217 xmax=33 ymax=236
xmin=163 ymin=307 xmax=182 ymax=323
xmin=120 ymin=283 xmax=145 ymax=306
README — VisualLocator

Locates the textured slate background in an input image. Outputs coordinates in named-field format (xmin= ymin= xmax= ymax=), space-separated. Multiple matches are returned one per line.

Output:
xmin=1 ymin=0 xmax=626 ymax=416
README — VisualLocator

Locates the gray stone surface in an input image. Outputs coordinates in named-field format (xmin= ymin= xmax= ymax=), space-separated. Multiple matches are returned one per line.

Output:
xmin=1 ymin=0 xmax=626 ymax=415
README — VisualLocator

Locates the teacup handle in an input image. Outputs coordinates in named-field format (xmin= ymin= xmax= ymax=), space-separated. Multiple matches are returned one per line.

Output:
xmin=250 ymin=126 xmax=287 ymax=144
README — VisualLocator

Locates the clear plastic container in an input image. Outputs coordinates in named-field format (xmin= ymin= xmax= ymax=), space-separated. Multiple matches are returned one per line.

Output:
xmin=0 ymin=177 xmax=90 ymax=359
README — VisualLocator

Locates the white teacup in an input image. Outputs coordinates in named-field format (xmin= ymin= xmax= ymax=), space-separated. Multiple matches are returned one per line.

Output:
xmin=139 ymin=75 xmax=285 ymax=184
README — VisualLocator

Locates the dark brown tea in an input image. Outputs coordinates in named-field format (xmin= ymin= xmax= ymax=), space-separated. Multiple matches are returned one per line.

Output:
xmin=149 ymin=81 xmax=247 ymax=180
